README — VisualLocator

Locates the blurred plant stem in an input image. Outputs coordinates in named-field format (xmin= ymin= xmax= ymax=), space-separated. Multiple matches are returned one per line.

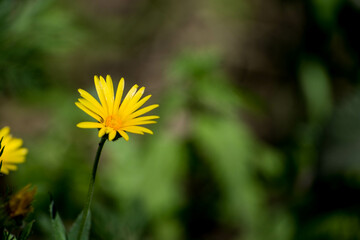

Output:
xmin=78 ymin=136 xmax=107 ymax=240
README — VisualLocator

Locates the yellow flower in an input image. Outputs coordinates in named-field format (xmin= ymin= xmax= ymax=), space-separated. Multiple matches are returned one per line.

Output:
xmin=76 ymin=75 xmax=159 ymax=141
xmin=8 ymin=184 xmax=37 ymax=218
xmin=0 ymin=127 xmax=28 ymax=175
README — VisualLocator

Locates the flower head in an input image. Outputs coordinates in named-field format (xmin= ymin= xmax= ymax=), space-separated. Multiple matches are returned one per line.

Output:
xmin=8 ymin=184 xmax=37 ymax=218
xmin=0 ymin=127 xmax=28 ymax=175
xmin=76 ymin=75 xmax=159 ymax=141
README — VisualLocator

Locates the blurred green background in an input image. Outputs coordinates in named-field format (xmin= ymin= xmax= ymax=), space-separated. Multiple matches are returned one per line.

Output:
xmin=2 ymin=0 xmax=360 ymax=239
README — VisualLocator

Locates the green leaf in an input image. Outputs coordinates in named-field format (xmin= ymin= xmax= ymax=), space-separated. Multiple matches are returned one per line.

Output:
xmin=49 ymin=200 xmax=67 ymax=240
xmin=299 ymin=58 xmax=332 ymax=123
xmin=68 ymin=210 xmax=91 ymax=240
xmin=19 ymin=220 xmax=35 ymax=240
xmin=3 ymin=229 xmax=17 ymax=240
xmin=310 ymin=0 xmax=342 ymax=28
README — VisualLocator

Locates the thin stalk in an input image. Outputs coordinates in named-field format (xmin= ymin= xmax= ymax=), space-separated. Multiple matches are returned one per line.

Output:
xmin=77 ymin=136 xmax=107 ymax=240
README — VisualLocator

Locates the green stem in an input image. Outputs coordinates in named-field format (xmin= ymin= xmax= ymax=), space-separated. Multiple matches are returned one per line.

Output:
xmin=77 ymin=136 xmax=107 ymax=240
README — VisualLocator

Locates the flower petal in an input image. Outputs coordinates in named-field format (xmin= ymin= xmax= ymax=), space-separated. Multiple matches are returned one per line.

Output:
xmin=118 ymin=84 xmax=138 ymax=115
xmin=4 ymin=164 xmax=17 ymax=171
xmin=126 ymin=115 xmax=159 ymax=123
xmin=75 ymin=102 xmax=102 ymax=122
xmin=127 ymin=104 xmax=159 ymax=120
xmin=122 ymin=87 xmax=145 ymax=116
xmin=106 ymin=75 xmax=115 ymax=113
xmin=122 ymin=128 xmax=144 ymax=134
xmin=98 ymin=127 xmax=106 ymax=137
xmin=5 ymin=148 xmax=28 ymax=157
xmin=113 ymin=78 xmax=125 ymax=113
xmin=94 ymin=75 xmax=109 ymax=115
xmin=0 ymin=126 xmax=10 ymax=138
xmin=5 ymin=138 xmax=23 ymax=150
xmin=100 ymin=76 xmax=113 ymax=113
xmin=78 ymin=89 xmax=105 ymax=116
xmin=78 ymin=98 xmax=105 ymax=119
xmin=123 ymin=121 xmax=157 ymax=127
xmin=122 ymin=95 xmax=152 ymax=118
xmin=4 ymin=157 xmax=26 ymax=164
xmin=1 ymin=167 xmax=9 ymax=174
xmin=77 ymin=122 xmax=103 ymax=128
xmin=118 ymin=130 xmax=129 ymax=141
xmin=108 ymin=130 xmax=117 ymax=141
xmin=124 ymin=126 xmax=153 ymax=134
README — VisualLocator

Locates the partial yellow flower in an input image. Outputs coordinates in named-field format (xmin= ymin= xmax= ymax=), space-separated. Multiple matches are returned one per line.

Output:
xmin=0 ymin=127 xmax=28 ymax=175
xmin=8 ymin=184 xmax=37 ymax=218
xmin=76 ymin=75 xmax=159 ymax=141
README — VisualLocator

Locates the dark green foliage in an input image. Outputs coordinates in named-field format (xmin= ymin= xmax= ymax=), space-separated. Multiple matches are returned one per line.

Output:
xmin=68 ymin=210 xmax=91 ymax=240
xmin=18 ymin=221 xmax=35 ymax=240
xmin=49 ymin=200 xmax=66 ymax=240
xmin=0 ymin=191 xmax=35 ymax=240
xmin=0 ymin=0 xmax=83 ymax=96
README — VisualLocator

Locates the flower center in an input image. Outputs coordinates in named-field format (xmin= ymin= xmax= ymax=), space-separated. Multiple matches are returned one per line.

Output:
xmin=105 ymin=115 xmax=122 ymax=130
